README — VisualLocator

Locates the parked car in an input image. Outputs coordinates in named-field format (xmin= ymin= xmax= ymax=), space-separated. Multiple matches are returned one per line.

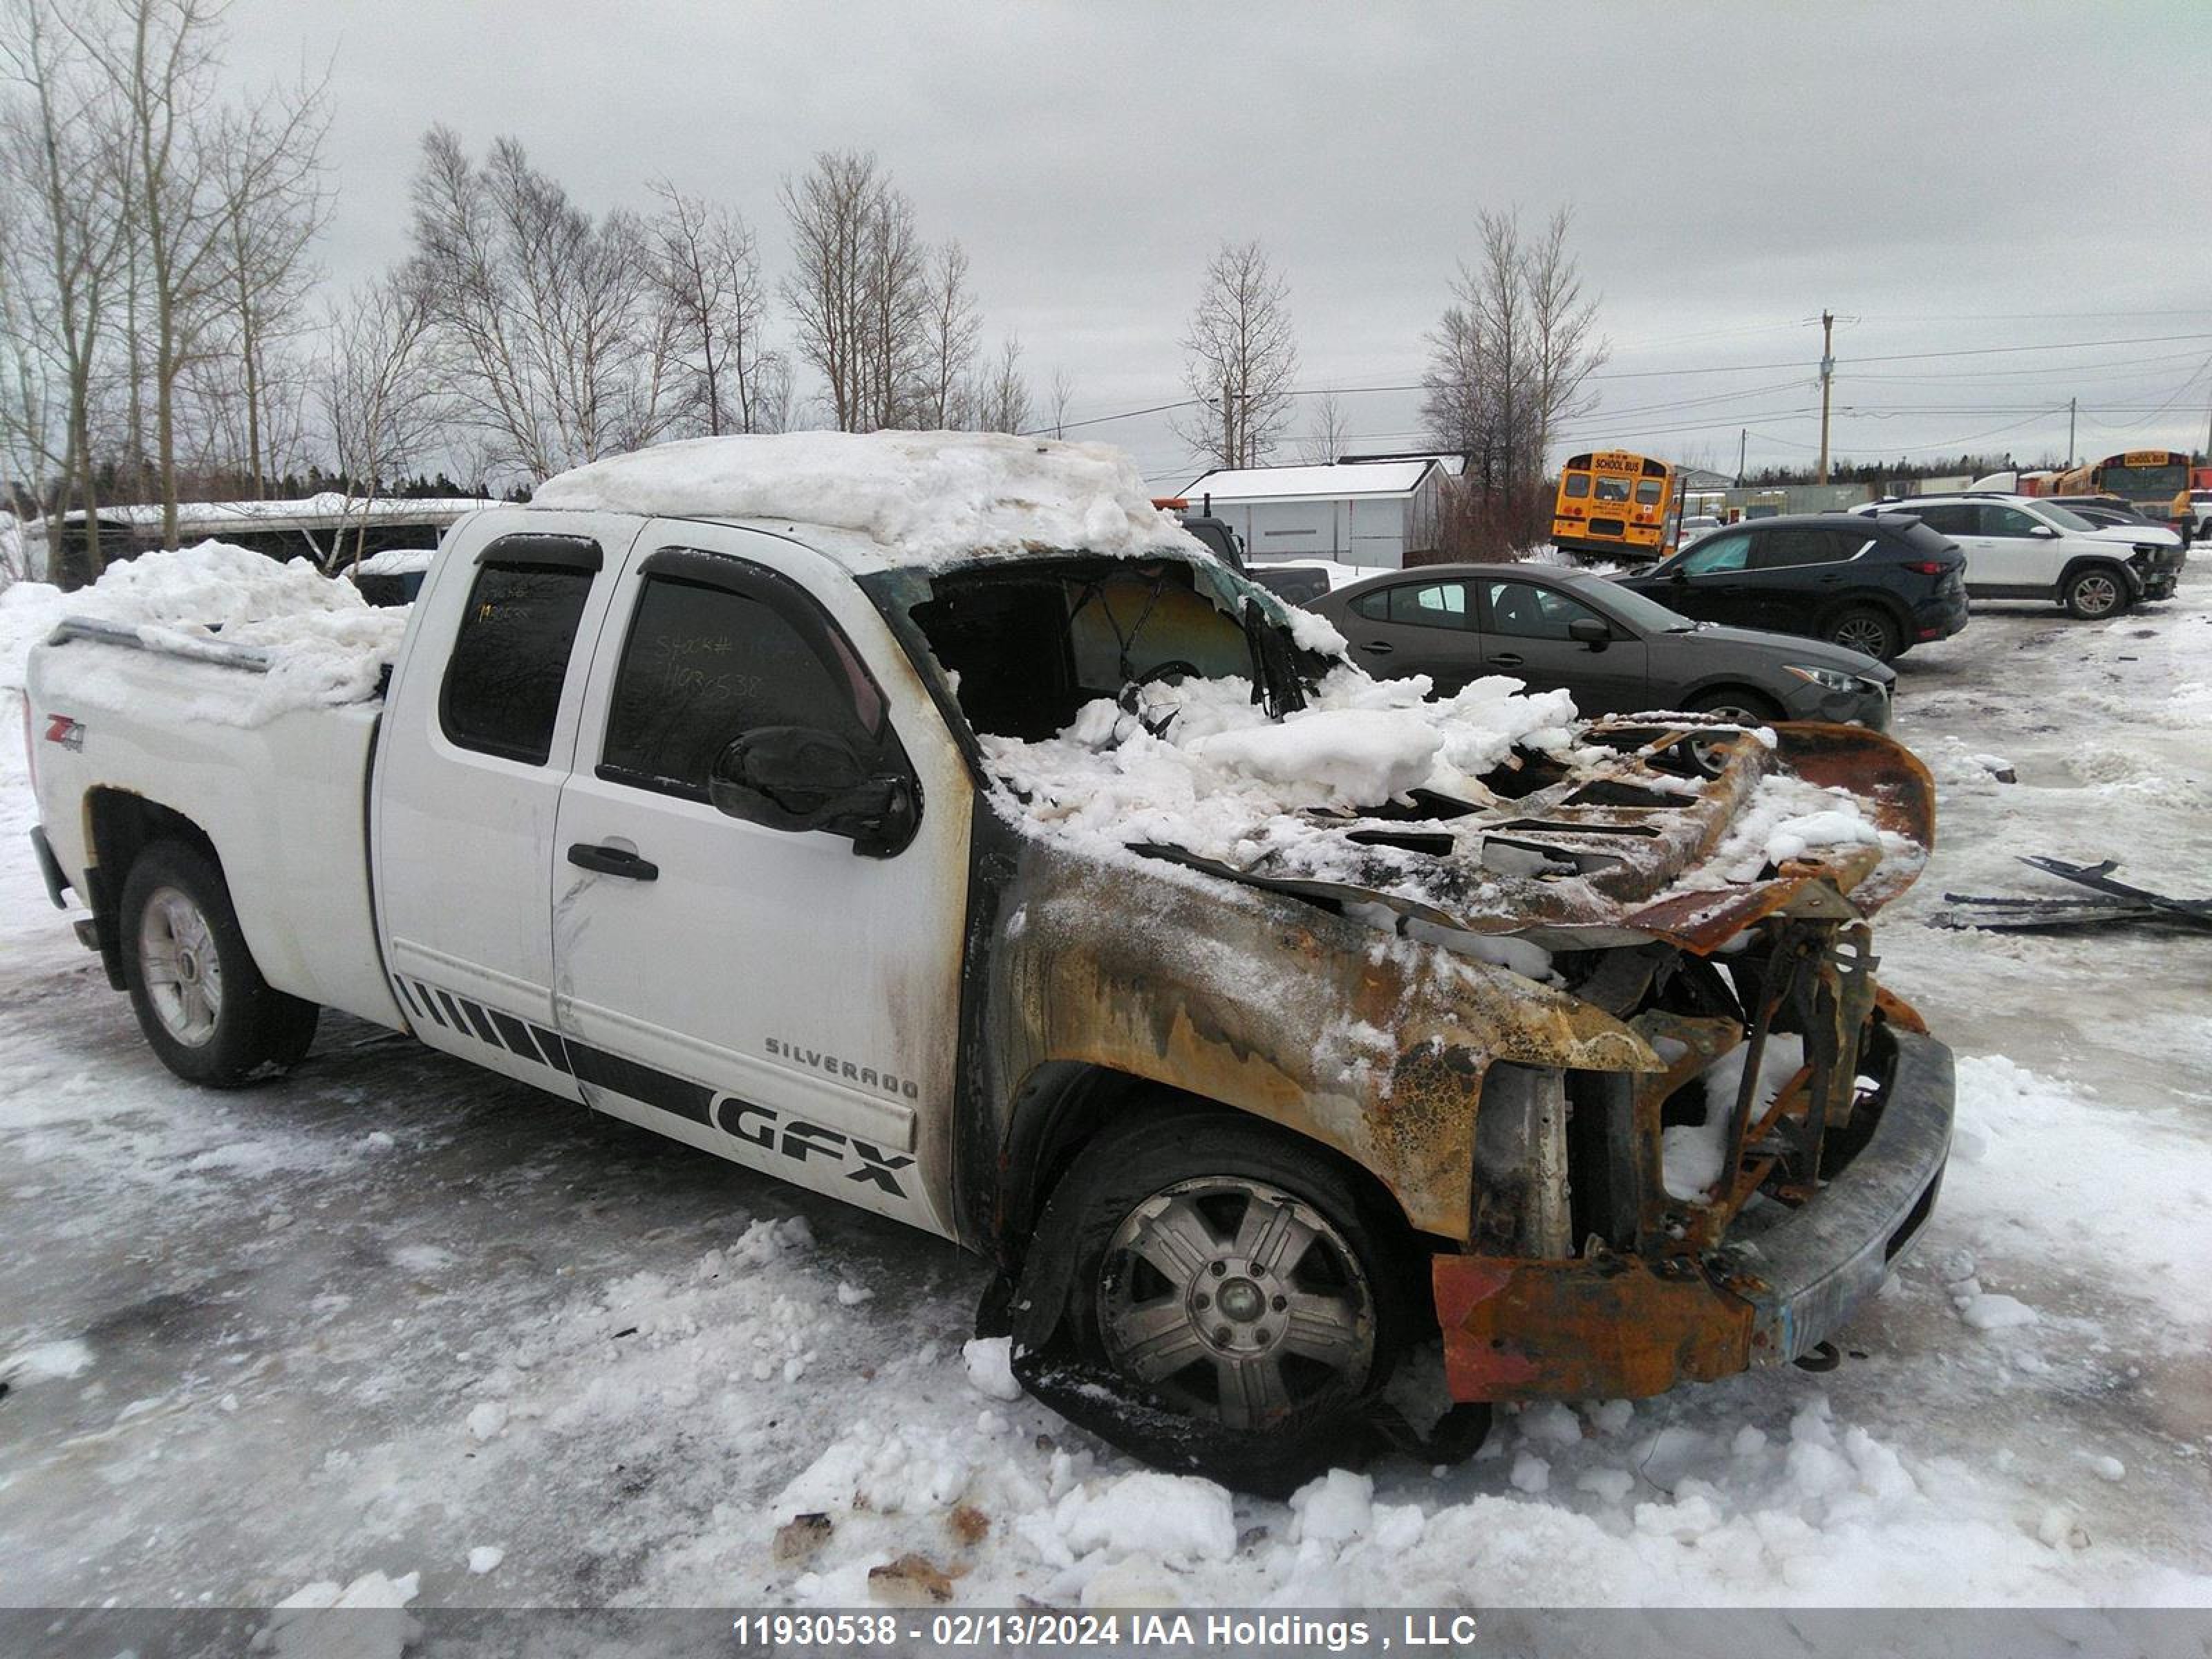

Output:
xmin=1610 ymin=512 xmax=1967 ymax=664
xmin=1244 ymin=559 xmax=1370 ymax=606
xmin=1244 ymin=563 xmax=1335 ymax=606
xmin=1676 ymin=514 xmax=1723 ymax=544
xmin=24 ymin=433 xmax=1953 ymax=1493
xmin=1308 ymin=561 xmax=1895 ymax=755
xmin=1854 ymin=493 xmax=2183 ymax=619
xmin=2187 ymin=488 xmax=2212 ymax=537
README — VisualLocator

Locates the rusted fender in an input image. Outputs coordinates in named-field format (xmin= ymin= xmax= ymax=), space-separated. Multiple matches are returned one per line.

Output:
xmin=1774 ymin=722 xmax=1937 ymax=911
xmin=991 ymin=842 xmax=1661 ymax=1240
xmin=1433 ymin=1253 xmax=1754 ymax=1402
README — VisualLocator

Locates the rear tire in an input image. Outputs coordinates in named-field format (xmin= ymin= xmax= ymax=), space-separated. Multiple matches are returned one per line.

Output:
xmin=1824 ymin=605 xmax=1902 ymax=663
xmin=2061 ymin=565 xmax=2130 ymax=620
xmin=1025 ymin=1111 xmax=1420 ymax=1492
xmin=120 ymin=841 xmax=319 ymax=1087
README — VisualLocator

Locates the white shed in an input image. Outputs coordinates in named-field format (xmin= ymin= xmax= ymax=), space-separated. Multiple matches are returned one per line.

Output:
xmin=1179 ymin=458 xmax=1446 ymax=570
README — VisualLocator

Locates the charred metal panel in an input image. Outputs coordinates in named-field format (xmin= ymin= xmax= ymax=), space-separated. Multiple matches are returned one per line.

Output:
xmin=1433 ymin=1253 xmax=1754 ymax=1401
xmin=981 ymin=839 xmax=1660 ymax=1241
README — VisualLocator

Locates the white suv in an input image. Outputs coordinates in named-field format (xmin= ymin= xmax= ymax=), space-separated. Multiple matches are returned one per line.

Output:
xmin=1857 ymin=494 xmax=2184 ymax=619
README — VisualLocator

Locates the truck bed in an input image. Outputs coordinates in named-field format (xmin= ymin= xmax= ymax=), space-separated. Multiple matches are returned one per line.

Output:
xmin=26 ymin=626 xmax=406 ymax=1033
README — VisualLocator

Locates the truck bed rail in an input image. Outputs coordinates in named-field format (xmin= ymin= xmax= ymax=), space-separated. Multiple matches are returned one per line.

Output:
xmin=46 ymin=617 xmax=274 ymax=674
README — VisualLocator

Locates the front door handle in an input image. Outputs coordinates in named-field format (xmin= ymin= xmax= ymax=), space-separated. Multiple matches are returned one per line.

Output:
xmin=1360 ymin=640 xmax=1394 ymax=655
xmin=567 ymin=843 xmax=659 ymax=881
xmin=1490 ymin=653 xmax=1524 ymax=668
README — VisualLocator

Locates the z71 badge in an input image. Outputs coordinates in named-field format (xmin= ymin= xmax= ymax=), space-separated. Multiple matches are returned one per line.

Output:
xmin=45 ymin=715 xmax=84 ymax=751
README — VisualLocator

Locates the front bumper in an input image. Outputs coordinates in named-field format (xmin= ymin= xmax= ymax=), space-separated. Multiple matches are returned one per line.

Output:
xmin=1433 ymin=1027 xmax=1954 ymax=1402
xmin=1781 ymin=681 xmax=1891 ymax=731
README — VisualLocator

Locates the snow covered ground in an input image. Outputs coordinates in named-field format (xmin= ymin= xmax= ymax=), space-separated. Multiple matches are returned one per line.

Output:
xmin=1 ymin=570 xmax=2209 ymax=1611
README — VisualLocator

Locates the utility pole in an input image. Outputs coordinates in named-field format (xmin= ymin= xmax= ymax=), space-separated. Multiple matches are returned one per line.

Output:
xmin=1816 ymin=310 xmax=1835 ymax=485
xmin=2068 ymin=397 xmax=2077 ymax=468
xmin=1736 ymin=428 xmax=1747 ymax=486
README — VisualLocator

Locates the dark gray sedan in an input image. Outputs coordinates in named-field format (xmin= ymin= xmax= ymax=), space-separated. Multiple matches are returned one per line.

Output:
xmin=1307 ymin=562 xmax=1894 ymax=730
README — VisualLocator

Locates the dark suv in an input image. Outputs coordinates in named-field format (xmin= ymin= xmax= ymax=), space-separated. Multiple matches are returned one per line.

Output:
xmin=1613 ymin=512 xmax=1967 ymax=662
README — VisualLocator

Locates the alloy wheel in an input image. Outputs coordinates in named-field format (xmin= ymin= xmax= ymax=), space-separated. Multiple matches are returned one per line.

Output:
xmin=1098 ymin=1175 xmax=1375 ymax=1431
xmin=138 ymin=885 xmax=224 ymax=1047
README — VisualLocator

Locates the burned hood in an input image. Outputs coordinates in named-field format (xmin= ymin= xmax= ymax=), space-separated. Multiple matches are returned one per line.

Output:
xmin=982 ymin=679 xmax=1933 ymax=957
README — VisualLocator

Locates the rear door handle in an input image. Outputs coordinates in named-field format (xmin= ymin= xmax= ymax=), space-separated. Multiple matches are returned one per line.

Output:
xmin=1360 ymin=640 xmax=1394 ymax=655
xmin=567 ymin=843 xmax=659 ymax=881
xmin=1490 ymin=653 xmax=1524 ymax=668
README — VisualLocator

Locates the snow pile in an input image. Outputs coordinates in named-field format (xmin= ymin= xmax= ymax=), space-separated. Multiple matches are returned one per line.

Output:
xmin=980 ymin=666 xmax=1579 ymax=874
xmin=350 ymin=546 xmax=437 ymax=578
xmin=1662 ymin=1035 xmax=1806 ymax=1199
xmin=534 ymin=431 xmax=1201 ymax=568
xmin=2 ymin=539 xmax=410 ymax=723
xmin=1678 ymin=769 xmax=1907 ymax=889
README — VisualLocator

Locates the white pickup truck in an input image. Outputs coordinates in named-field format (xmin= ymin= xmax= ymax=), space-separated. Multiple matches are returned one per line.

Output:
xmin=22 ymin=432 xmax=1955 ymax=1492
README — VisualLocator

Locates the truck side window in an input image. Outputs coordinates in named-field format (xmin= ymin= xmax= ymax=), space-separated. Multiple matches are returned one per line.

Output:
xmin=440 ymin=559 xmax=597 ymax=766
xmin=601 ymin=574 xmax=874 ymax=800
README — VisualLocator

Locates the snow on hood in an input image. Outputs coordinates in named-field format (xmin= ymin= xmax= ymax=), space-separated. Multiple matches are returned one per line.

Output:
xmin=981 ymin=664 xmax=1924 ymax=943
xmin=7 ymin=540 xmax=409 ymax=722
xmin=982 ymin=667 xmax=1586 ymax=899
xmin=533 ymin=431 xmax=1204 ymax=568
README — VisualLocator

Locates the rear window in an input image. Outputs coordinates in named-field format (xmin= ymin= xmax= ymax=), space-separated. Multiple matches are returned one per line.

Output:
xmin=1897 ymin=521 xmax=1958 ymax=558
xmin=1752 ymin=527 xmax=1866 ymax=568
xmin=441 ymin=554 xmax=598 ymax=765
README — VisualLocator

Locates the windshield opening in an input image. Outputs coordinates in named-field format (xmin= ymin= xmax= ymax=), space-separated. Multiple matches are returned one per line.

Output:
xmin=910 ymin=559 xmax=1264 ymax=742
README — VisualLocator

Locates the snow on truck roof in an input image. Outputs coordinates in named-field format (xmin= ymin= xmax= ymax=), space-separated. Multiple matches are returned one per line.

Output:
xmin=531 ymin=431 xmax=1203 ymax=570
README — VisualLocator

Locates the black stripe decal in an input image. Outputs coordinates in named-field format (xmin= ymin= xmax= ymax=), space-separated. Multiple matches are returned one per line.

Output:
xmin=565 ymin=1043 xmax=716 ymax=1127
xmin=527 ymin=1023 xmax=572 ymax=1074
xmin=391 ymin=976 xmax=422 ymax=1020
xmin=436 ymin=989 xmax=472 ymax=1031
xmin=488 ymin=1009 xmax=540 ymax=1061
xmin=456 ymin=999 xmax=504 ymax=1048
xmin=413 ymin=982 xmax=449 ymax=1028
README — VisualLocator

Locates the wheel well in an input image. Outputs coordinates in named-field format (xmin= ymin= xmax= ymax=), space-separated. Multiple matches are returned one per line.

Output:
xmin=82 ymin=790 xmax=221 ymax=989
xmin=992 ymin=1062 xmax=1427 ymax=1266
xmin=1818 ymin=592 xmax=1908 ymax=632
xmin=1684 ymin=682 xmax=1783 ymax=719
xmin=2057 ymin=555 xmax=2133 ymax=591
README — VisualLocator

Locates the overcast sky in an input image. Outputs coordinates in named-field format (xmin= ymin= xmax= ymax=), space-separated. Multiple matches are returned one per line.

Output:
xmin=227 ymin=0 xmax=2211 ymax=489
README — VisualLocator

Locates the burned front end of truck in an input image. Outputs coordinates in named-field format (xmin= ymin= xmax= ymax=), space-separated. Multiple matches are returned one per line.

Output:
xmin=867 ymin=545 xmax=1951 ymax=1486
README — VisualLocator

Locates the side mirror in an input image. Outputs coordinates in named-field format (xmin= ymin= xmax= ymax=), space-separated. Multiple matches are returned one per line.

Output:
xmin=2029 ymin=523 xmax=2060 ymax=538
xmin=1568 ymin=616 xmax=1612 ymax=650
xmin=1667 ymin=564 xmax=1689 ymax=581
xmin=709 ymin=727 xmax=919 ymax=859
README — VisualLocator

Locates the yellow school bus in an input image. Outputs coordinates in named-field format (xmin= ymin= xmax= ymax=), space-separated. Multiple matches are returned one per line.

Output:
xmin=2050 ymin=450 xmax=2195 ymax=524
xmin=1553 ymin=451 xmax=1676 ymax=561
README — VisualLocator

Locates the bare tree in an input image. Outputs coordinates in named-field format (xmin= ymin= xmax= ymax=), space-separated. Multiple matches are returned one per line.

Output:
xmin=1045 ymin=366 xmax=1076 ymax=440
xmin=968 ymin=332 xmax=1029 ymax=435
xmin=1297 ymin=386 xmax=1349 ymax=463
xmin=318 ymin=270 xmax=444 ymax=568
xmin=0 ymin=0 xmax=132 ymax=579
xmin=409 ymin=128 xmax=669 ymax=485
xmin=1421 ymin=205 xmax=1606 ymax=515
xmin=1522 ymin=206 xmax=1607 ymax=465
xmin=1171 ymin=239 xmax=1298 ymax=468
xmin=76 ymin=0 xmax=327 ymax=547
xmin=204 ymin=95 xmax=328 ymax=495
xmin=648 ymin=179 xmax=776 ymax=436
xmin=780 ymin=150 xmax=930 ymax=433
xmin=916 ymin=238 xmax=978 ymax=429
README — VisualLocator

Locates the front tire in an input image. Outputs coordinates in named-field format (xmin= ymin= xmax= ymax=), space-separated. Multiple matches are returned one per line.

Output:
xmin=2061 ymin=565 xmax=2130 ymax=620
xmin=120 ymin=841 xmax=319 ymax=1087
xmin=1027 ymin=1112 xmax=1417 ymax=1490
xmin=1685 ymin=688 xmax=1782 ymax=776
